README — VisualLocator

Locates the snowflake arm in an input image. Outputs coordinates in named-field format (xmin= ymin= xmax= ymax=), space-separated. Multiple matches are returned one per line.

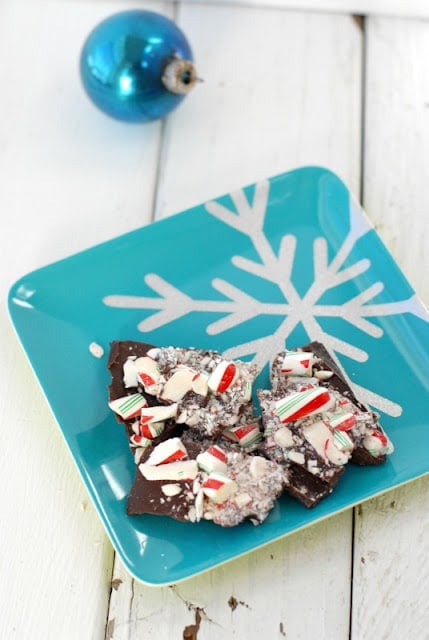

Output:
xmin=103 ymin=273 xmax=290 ymax=334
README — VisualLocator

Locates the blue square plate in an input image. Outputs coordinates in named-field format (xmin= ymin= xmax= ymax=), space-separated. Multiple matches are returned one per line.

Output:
xmin=8 ymin=167 xmax=429 ymax=586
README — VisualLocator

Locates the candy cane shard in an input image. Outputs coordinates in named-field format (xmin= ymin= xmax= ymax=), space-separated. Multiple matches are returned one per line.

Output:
xmin=134 ymin=356 xmax=161 ymax=393
xmin=140 ymin=403 xmax=178 ymax=425
xmin=145 ymin=437 xmax=188 ymax=466
xmin=302 ymin=420 xmax=350 ymax=466
xmin=362 ymin=430 xmax=393 ymax=457
xmin=139 ymin=460 xmax=199 ymax=481
xmin=196 ymin=446 xmax=228 ymax=474
xmin=275 ymin=387 xmax=334 ymax=423
xmin=223 ymin=423 xmax=262 ymax=447
xmin=140 ymin=421 xmax=165 ymax=439
xmin=281 ymin=350 xmax=314 ymax=376
xmin=108 ymin=393 xmax=148 ymax=420
xmin=208 ymin=361 xmax=238 ymax=392
xmin=332 ymin=429 xmax=354 ymax=451
xmin=202 ymin=472 xmax=238 ymax=503
xmin=329 ymin=412 xmax=356 ymax=431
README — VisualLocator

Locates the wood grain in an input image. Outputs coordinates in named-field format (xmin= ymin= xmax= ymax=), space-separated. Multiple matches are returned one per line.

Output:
xmin=351 ymin=16 xmax=429 ymax=639
xmin=1 ymin=2 xmax=428 ymax=639
xmin=0 ymin=2 xmax=169 ymax=639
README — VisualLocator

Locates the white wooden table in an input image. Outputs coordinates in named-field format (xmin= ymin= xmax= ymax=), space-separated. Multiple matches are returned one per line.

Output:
xmin=1 ymin=2 xmax=428 ymax=638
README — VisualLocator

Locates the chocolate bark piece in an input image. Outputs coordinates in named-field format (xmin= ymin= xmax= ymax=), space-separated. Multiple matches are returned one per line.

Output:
xmin=146 ymin=346 xmax=259 ymax=438
xmin=286 ymin=463 xmax=338 ymax=508
xmin=127 ymin=436 xmax=288 ymax=526
xmin=298 ymin=342 xmax=392 ymax=465
xmin=127 ymin=467 xmax=196 ymax=519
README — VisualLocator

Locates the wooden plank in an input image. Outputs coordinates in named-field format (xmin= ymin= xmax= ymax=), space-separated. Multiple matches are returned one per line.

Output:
xmin=352 ymin=478 xmax=429 ymax=639
xmin=363 ymin=16 xmax=429 ymax=306
xmin=352 ymin=16 xmax=429 ymax=640
xmin=0 ymin=2 xmax=170 ymax=638
xmin=180 ymin=0 xmax=429 ymax=19
xmin=107 ymin=4 xmax=363 ymax=638
xmin=108 ymin=517 xmax=353 ymax=639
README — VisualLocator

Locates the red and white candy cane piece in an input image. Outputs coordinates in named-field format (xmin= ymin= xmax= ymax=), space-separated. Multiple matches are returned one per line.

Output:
xmin=145 ymin=437 xmax=188 ymax=466
xmin=202 ymin=472 xmax=237 ymax=503
xmin=197 ymin=445 xmax=228 ymax=473
xmin=324 ymin=438 xmax=350 ymax=465
xmin=208 ymin=361 xmax=238 ymax=393
xmin=362 ymin=430 xmax=392 ymax=456
xmin=329 ymin=412 xmax=356 ymax=431
xmin=139 ymin=460 xmax=199 ymax=481
xmin=134 ymin=356 xmax=161 ymax=393
xmin=275 ymin=387 xmax=334 ymax=423
xmin=108 ymin=393 xmax=148 ymax=420
xmin=280 ymin=350 xmax=313 ymax=376
xmin=223 ymin=423 xmax=262 ymax=447
xmin=332 ymin=429 xmax=354 ymax=452
xmin=129 ymin=434 xmax=152 ymax=448
xmin=140 ymin=421 xmax=165 ymax=439
xmin=123 ymin=357 xmax=139 ymax=388
xmin=160 ymin=368 xmax=194 ymax=402
xmin=303 ymin=420 xmax=348 ymax=465
xmin=140 ymin=403 xmax=178 ymax=425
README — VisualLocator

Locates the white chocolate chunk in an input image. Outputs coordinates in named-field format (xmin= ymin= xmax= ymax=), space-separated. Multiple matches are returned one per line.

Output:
xmin=288 ymin=450 xmax=306 ymax=465
xmin=314 ymin=369 xmax=334 ymax=381
xmin=249 ymin=456 xmax=271 ymax=479
xmin=123 ymin=357 xmax=138 ymax=388
xmin=139 ymin=460 xmax=199 ymax=481
xmin=160 ymin=368 xmax=195 ymax=402
xmin=274 ymin=426 xmax=294 ymax=448
xmin=161 ymin=483 xmax=182 ymax=497
xmin=233 ymin=492 xmax=252 ymax=508
xmin=191 ymin=371 xmax=209 ymax=396
xmin=195 ymin=489 xmax=204 ymax=521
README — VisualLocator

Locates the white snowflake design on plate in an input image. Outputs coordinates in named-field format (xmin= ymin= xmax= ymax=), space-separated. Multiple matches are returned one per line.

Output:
xmin=103 ymin=179 xmax=428 ymax=418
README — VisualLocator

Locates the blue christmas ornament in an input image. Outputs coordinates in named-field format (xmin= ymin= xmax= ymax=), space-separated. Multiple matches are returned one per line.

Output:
xmin=80 ymin=10 xmax=197 ymax=123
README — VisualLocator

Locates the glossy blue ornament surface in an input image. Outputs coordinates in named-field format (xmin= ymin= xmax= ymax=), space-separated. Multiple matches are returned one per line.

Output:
xmin=80 ymin=10 xmax=194 ymax=122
